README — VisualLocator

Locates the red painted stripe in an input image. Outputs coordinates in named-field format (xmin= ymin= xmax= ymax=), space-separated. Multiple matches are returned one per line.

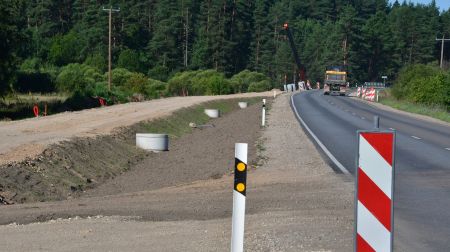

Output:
xmin=357 ymin=234 xmax=376 ymax=252
xmin=361 ymin=132 xmax=393 ymax=165
xmin=358 ymin=168 xmax=391 ymax=231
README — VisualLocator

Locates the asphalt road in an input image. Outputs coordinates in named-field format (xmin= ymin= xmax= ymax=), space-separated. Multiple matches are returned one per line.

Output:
xmin=292 ymin=90 xmax=450 ymax=252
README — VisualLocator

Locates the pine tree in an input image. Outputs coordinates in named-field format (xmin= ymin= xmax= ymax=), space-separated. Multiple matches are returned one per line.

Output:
xmin=0 ymin=0 xmax=26 ymax=95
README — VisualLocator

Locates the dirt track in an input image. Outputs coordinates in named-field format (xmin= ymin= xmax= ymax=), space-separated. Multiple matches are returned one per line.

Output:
xmin=0 ymin=91 xmax=276 ymax=165
xmin=0 ymin=93 xmax=354 ymax=251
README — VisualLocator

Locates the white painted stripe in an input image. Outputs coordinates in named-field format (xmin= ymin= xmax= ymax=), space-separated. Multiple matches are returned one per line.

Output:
xmin=231 ymin=190 xmax=246 ymax=252
xmin=359 ymin=136 xmax=392 ymax=198
xmin=361 ymin=117 xmax=366 ymax=120
xmin=290 ymin=94 xmax=350 ymax=174
xmin=411 ymin=136 xmax=421 ymax=140
xmin=235 ymin=143 xmax=247 ymax=164
xmin=357 ymin=201 xmax=391 ymax=252
xmin=446 ymin=148 xmax=450 ymax=151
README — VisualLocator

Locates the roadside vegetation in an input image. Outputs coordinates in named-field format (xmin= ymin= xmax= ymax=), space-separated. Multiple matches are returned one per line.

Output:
xmin=1 ymin=67 xmax=271 ymax=120
xmin=380 ymin=64 xmax=450 ymax=122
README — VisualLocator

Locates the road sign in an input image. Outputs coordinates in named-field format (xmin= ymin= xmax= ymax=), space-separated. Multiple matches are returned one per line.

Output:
xmin=355 ymin=131 xmax=395 ymax=252
xmin=382 ymin=76 xmax=388 ymax=79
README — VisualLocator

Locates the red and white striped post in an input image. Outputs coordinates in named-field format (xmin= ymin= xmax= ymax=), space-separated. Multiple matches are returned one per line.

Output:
xmin=355 ymin=131 xmax=395 ymax=252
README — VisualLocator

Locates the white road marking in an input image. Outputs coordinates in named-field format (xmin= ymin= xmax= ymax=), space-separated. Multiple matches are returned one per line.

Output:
xmin=411 ymin=136 xmax=421 ymax=140
xmin=361 ymin=117 xmax=366 ymax=120
xmin=445 ymin=148 xmax=450 ymax=151
xmin=290 ymin=94 xmax=350 ymax=175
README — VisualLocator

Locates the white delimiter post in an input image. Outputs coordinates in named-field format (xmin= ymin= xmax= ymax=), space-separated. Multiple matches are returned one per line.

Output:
xmin=262 ymin=99 xmax=266 ymax=127
xmin=231 ymin=143 xmax=248 ymax=252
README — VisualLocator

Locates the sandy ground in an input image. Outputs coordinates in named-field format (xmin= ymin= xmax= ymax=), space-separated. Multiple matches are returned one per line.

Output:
xmin=0 ymin=91 xmax=277 ymax=165
xmin=0 ymin=93 xmax=354 ymax=251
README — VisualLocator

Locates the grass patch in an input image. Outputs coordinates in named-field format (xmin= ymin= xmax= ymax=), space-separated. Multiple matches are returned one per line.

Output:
xmin=138 ymin=97 xmax=262 ymax=138
xmin=379 ymin=96 xmax=450 ymax=123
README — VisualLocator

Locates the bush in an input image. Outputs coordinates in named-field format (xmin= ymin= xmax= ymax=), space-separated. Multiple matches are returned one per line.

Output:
xmin=167 ymin=69 xmax=231 ymax=96
xmin=392 ymin=64 xmax=450 ymax=107
xmin=148 ymin=65 xmax=170 ymax=81
xmin=248 ymin=80 xmax=271 ymax=92
xmin=124 ymin=72 xmax=148 ymax=94
xmin=84 ymin=53 xmax=106 ymax=72
xmin=230 ymin=70 xmax=271 ymax=93
xmin=111 ymin=68 xmax=133 ymax=87
xmin=56 ymin=63 xmax=103 ymax=93
xmin=146 ymin=78 xmax=167 ymax=98
xmin=191 ymin=70 xmax=230 ymax=95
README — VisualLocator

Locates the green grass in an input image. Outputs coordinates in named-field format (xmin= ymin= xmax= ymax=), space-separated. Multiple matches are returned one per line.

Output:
xmin=2 ymin=92 xmax=68 ymax=105
xmin=379 ymin=96 xmax=450 ymax=123
xmin=139 ymin=97 xmax=262 ymax=138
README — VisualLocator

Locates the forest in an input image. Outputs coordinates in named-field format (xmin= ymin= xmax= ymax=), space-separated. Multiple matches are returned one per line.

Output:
xmin=0 ymin=0 xmax=449 ymax=110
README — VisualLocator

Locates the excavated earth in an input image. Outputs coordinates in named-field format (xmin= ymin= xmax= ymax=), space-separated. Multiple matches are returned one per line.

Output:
xmin=0 ymin=98 xmax=262 ymax=204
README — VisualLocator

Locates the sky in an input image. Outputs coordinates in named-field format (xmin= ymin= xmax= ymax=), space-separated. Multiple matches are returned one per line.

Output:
xmin=390 ymin=0 xmax=450 ymax=10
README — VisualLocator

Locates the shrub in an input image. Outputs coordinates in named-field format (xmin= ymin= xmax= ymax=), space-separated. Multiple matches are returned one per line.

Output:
xmin=124 ymin=72 xmax=148 ymax=94
xmin=167 ymin=69 xmax=231 ymax=96
xmin=84 ymin=53 xmax=106 ymax=72
xmin=230 ymin=70 xmax=271 ymax=93
xmin=56 ymin=63 xmax=103 ymax=93
xmin=392 ymin=64 xmax=450 ymax=107
xmin=148 ymin=65 xmax=170 ymax=81
xmin=248 ymin=79 xmax=271 ymax=92
xmin=111 ymin=68 xmax=133 ymax=87
xmin=146 ymin=78 xmax=167 ymax=98
xmin=191 ymin=70 xmax=230 ymax=95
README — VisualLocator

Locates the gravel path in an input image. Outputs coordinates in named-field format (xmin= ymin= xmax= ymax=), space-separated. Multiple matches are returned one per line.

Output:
xmin=0 ymin=93 xmax=354 ymax=251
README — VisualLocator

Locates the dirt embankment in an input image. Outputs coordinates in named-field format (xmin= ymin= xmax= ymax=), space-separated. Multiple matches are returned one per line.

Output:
xmin=0 ymin=98 xmax=264 ymax=204
xmin=0 ymin=91 xmax=277 ymax=165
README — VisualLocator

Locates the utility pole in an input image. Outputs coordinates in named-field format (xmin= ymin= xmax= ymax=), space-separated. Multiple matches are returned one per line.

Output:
xmin=436 ymin=35 xmax=450 ymax=69
xmin=103 ymin=6 xmax=120 ymax=91
xmin=184 ymin=8 xmax=189 ymax=68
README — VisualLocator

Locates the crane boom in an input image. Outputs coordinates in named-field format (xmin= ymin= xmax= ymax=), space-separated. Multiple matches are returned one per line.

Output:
xmin=282 ymin=23 xmax=306 ymax=81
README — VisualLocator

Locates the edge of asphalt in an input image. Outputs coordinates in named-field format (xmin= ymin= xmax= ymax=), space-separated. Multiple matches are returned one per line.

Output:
xmin=290 ymin=92 xmax=351 ymax=175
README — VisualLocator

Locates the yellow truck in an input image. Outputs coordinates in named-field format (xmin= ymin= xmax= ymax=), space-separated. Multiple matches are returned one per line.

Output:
xmin=323 ymin=66 xmax=347 ymax=96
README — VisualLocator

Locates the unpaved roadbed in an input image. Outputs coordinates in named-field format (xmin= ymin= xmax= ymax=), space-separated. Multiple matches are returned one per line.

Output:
xmin=0 ymin=91 xmax=277 ymax=165
xmin=0 ymin=93 xmax=354 ymax=251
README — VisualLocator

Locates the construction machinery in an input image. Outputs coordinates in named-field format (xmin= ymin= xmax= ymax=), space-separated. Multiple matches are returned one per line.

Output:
xmin=282 ymin=23 xmax=306 ymax=87
xmin=323 ymin=66 xmax=347 ymax=96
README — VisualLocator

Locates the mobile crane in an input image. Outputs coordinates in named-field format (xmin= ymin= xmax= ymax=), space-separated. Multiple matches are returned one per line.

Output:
xmin=282 ymin=23 xmax=307 ymax=88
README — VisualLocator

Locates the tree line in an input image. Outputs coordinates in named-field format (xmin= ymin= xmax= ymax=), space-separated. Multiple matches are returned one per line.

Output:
xmin=1 ymin=0 xmax=450 ymax=97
